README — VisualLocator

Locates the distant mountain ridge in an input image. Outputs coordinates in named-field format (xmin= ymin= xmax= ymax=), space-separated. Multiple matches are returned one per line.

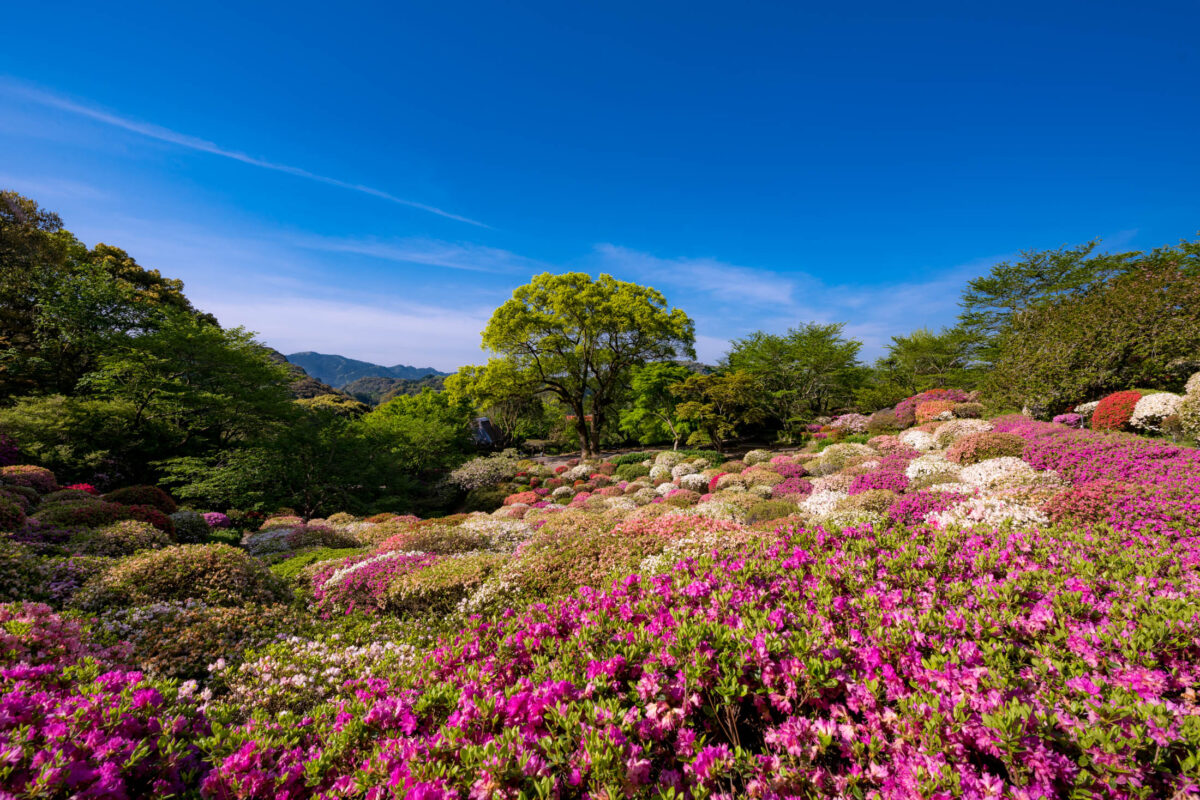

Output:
xmin=285 ymin=351 xmax=448 ymax=388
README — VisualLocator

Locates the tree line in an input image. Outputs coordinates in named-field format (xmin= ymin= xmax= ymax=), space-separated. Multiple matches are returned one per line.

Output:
xmin=2 ymin=189 xmax=1197 ymax=514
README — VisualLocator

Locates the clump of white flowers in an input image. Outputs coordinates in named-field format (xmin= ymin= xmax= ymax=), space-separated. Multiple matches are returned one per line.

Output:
xmin=1129 ymin=392 xmax=1184 ymax=433
xmin=905 ymin=455 xmax=961 ymax=481
xmin=959 ymin=457 xmax=1037 ymax=489
xmin=898 ymin=429 xmax=937 ymax=451
xmin=929 ymin=496 xmax=1049 ymax=529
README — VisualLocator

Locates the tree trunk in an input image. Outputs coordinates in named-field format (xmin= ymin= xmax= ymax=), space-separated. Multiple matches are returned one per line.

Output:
xmin=573 ymin=414 xmax=592 ymax=459
xmin=588 ymin=411 xmax=603 ymax=458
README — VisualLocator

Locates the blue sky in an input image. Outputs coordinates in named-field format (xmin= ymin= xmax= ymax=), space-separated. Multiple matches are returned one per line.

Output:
xmin=2 ymin=1 xmax=1197 ymax=370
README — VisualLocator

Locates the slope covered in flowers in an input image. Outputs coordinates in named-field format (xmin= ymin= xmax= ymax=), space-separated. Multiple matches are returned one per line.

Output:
xmin=2 ymin=385 xmax=1200 ymax=797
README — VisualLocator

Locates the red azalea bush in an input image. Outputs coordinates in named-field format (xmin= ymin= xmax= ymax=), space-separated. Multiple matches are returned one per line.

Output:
xmin=1042 ymin=479 xmax=1140 ymax=526
xmin=0 ymin=465 xmax=57 ymax=493
xmin=65 ymin=482 xmax=99 ymax=494
xmin=1091 ymin=390 xmax=1143 ymax=431
xmin=504 ymin=491 xmax=540 ymax=506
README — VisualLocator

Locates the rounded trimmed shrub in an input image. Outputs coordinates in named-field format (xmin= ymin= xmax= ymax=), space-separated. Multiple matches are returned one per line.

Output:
xmin=169 ymin=510 xmax=209 ymax=543
xmin=866 ymin=408 xmax=901 ymax=434
xmin=101 ymin=485 xmax=177 ymax=514
xmin=1091 ymin=390 xmax=1143 ymax=431
xmin=0 ymin=465 xmax=57 ymax=493
xmin=745 ymin=499 xmax=799 ymax=524
xmin=385 ymin=552 xmax=505 ymax=617
xmin=40 ymin=489 xmax=102 ymax=507
xmin=68 ymin=520 xmax=172 ymax=557
xmin=945 ymin=432 xmax=1027 ymax=465
xmin=916 ymin=400 xmax=956 ymax=423
xmin=952 ymin=402 xmax=984 ymax=418
xmin=0 ymin=484 xmax=39 ymax=508
xmin=463 ymin=486 xmax=508 ymax=513
xmin=33 ymin=500 xmax=174 ymax=534
xmin=72 ymin=543 xmax=290 ymax=610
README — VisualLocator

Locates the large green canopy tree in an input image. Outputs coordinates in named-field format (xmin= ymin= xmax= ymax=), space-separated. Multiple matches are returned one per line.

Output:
xmin=481 ymin=273 xmax=695 ymax=457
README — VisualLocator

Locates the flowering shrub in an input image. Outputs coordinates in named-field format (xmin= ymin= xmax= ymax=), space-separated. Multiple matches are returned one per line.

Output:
xmin=0 ymin=604 xmax=210 ymax=798
xmin=448 ymin=453 xmax=522 ymax=491
xmin=915 ymin=399 xmax=956 ymax=422
xmin=931 ymin=418 xmax=990 ymax=447
xmin=102 ymin=484 xmax=178 ymax=514
xmin=994 ymin=416 xmax=1200 ymax=533
xmin=848 ymin=470 xmax=909 ymax=494
xmin=66 ymin=482 xmax=98 ymax=494
xmin=310 ymin=550 xmax=442 ymax=616
xmin=242 ymin=523 xmax=360 ymax=557
xmin=897 ymin=428 xmax=936 ymax=451
xmin=32 ymin=500 xmax=175 ymax=534
xmin=69 ymin=520 xmax=172 ymax=556
xmin=503 ymin=490 xmax=540 ymax=506
xmin=951 ymin=401 xmax=984 ymax=418
xmin=1129 ymin=392 xmax=1184 ymax=433
xmin=828 ymin=413 xmax=870 ymax=433
xmin=959 ymin=456 xmax=1039 ymax=488
xmin=1052 ymin=412 xmax=1084 ymax=428
xmin=73 ymin=544 xmax=289 ymax=610
xmin=213 ymin=633 xmax=420 ymax=716
xmin=40 ymin=488 xmax=100 ymax=507
xmin=929 ymin=495 xmax=1049 ymax=528
xmin=945 ymin=431 xmax=1027 ymax=464
xmin=0 ymin=464 xmax=57 ymax=493
xmin=886 ymin=489 xmax=971 ymax=525
xmin=92 ymin=600 xmax=307 ymax=680
xmin=894 ymin=388 xmax=972 ymax=426
xmin=386 ymin=552 xmax=505 ymax=617
xmin=1092 ymin=390 xmax=1143 ymax=430
xmin=377 ymin=523 xmax=490 ymax=555
xmin=203 ymin=511 xmax=231 ymax=529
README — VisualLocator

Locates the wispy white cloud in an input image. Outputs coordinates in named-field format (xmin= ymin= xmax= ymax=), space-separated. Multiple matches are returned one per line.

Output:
xmin=291 ymin=235 xmax=549 ymax=274
xmin=196 ymin=295 xmax=492 ymax=371
xmin=1 ymin=80 xmax=488 ymax=228
xmin=593 ymin=243 xmax=794 ymax=306
xmin=591 ymin=244 xmax=1003 ymax=361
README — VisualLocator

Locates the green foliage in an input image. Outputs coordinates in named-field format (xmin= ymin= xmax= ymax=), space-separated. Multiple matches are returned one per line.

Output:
xmin=745 ymin=500 xmax=799 ymax=524
xmin=618 ymin=362 xmax=695 ymax=448
xmin=445 ymin=360 xmax=549 ymax=446
xmin=462 ymin=486 xmax=509 ymax=513
xmin=725 ymin=323 xmax=864 ymax=435
xmin=72 ymin=543 xmax=290 ymax=610
xmin=958 ymin=240 xmax=1137 ymax=368
xmin=385 ymin=552 xmax=504 ymax=617
xmin=673 ymin=371 xmax=761 ymax=452
xmin=68 ymin=520 xmax=172 ymax=557
xmin=0 ymin=395 xmax=144 ymax=484
xmin=270 ymin=547 xmax=367 ymax=585
xmin=358 ymin=388 xmax=475 ymax=475
xmin=160 ymin=405 xmax=387 ymax=517
xmin=868 ymin=327 xmax=977 ymax=397
xmin=984 ymin=241 xmax=1200 ymax=412
xmin=1 ymin=192 xmax=199 ymax=396
xmin=481 ymin=273 xmax=695 ymax=456
xmin=295 ymin=393 xmax=371 ymax=418
xmin=614 ymin=464 xmax=650 ymax=481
